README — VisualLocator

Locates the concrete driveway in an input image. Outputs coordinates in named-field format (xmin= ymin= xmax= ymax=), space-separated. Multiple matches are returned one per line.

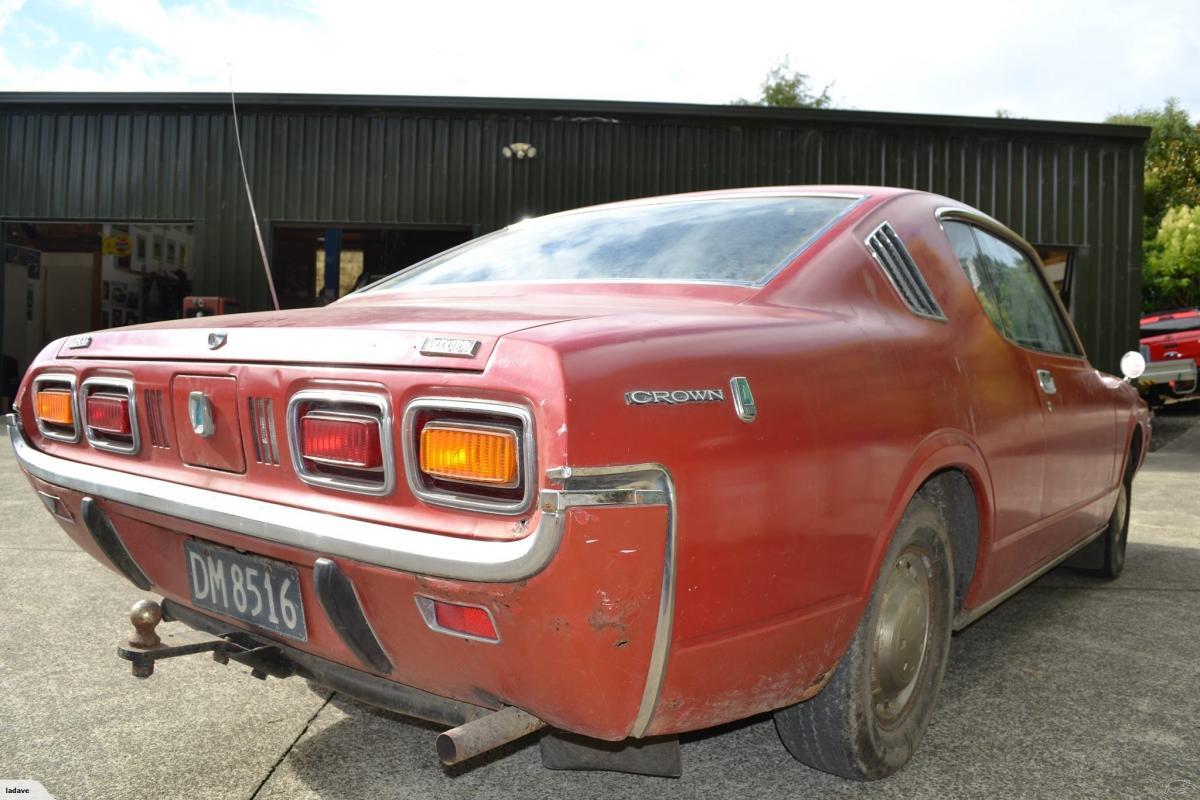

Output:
xmin=2 ymin=416 xmax=1198 ymax=800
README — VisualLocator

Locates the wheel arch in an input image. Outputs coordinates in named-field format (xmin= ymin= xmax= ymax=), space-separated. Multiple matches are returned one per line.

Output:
xmin=861 ymin=430 xmax=995 ymax=615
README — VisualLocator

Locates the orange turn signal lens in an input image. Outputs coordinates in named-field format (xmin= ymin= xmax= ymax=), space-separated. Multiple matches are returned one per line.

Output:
xmin=35 ymin=389 xmax=75 ymax=427
xmin=419 ymin=424 xmax=518 ymax=486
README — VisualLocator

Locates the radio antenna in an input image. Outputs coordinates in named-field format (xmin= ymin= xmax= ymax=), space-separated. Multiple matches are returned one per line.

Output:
xmin=229 ymin=67 xmax=280 ymax=310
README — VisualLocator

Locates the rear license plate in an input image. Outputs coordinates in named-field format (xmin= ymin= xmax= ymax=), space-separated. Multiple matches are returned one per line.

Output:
xmin=184 ymin=540 xmax=308 ymax=641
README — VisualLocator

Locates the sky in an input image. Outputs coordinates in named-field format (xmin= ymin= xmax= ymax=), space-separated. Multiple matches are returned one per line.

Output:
xmin=0 ymin=0 xmax=1198 ymax=124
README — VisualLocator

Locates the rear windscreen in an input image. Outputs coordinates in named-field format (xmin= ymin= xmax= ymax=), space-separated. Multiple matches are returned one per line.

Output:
xmin=366 ymin=196 xmax=858 ymax=290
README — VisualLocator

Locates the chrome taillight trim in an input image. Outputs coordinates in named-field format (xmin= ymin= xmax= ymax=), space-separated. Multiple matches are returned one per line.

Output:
xmin=81 ymin=377 xmax=140 ymax=455
xmin=286 ymin=389 xmax=395 ymax=497
xmin=402 ymin=397 xmax=536 ymax=516
xmin=32 ymin=372 xmax=81 ymax=443
xmin=414 ymin=595 xmax=502 ymax=644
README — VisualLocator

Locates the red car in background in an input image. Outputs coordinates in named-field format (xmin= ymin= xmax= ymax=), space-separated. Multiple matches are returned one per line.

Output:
xmin=8 ymin=187 xmax=1150 ymax=780
xmin=1138 ymin=308 xmax=1200 ymax=403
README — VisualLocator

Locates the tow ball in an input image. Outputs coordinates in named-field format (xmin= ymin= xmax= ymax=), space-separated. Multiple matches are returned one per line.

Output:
xmin=116 ymin=599 xmax=277 ymax=678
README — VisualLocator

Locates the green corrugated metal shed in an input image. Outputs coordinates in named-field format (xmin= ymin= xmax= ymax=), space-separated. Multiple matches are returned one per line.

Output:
xmin=0 ymin=92 xmax=1149 ymax=372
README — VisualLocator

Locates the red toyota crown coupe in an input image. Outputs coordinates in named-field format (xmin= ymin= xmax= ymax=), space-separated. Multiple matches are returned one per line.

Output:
xmin=7 ymin=187 xmax=1150 ymax=780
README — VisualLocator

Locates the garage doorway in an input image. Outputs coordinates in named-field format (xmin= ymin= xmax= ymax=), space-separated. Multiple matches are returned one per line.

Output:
xmin=271 ymin=225 xmax=474 ymax=309
xmin=2 ymin=220 xmax=194 ymax=408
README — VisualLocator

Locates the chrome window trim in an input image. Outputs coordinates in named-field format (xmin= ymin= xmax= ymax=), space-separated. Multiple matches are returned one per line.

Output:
xmin=864 ymin=221 xmax=948 ymax=322
xmin=413 ymin=595 xmax=502 ymax=644
xmin=286 ymin=389 xmax=395 ymax=497
xmin=402 ymin=397 xmax=536 ymax=516
xmin=32 ymin=372 xmax=80 ymax=443
xmin=753 ymin=194 xmax=869 ymax=287
xmin=80 ymin=377 xmax=141 ymax=455
xmin=934 ymin=206 xmax=1088 ymax=359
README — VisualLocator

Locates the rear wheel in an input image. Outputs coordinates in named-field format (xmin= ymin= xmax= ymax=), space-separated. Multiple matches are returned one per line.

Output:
xmin=774 ymin=497 xmax=954 ymax=780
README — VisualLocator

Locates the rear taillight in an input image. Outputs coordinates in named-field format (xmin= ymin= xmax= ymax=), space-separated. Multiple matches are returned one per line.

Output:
xmin=32 ymin=374 xmax=80 ymax=442
xmin=36 ymin=389 xmax=75 ymax=426
xmin=86 ymin=394 xmax=132 ymax=435
xmin=416 ymin=596 xmax=500 ymax=643
xmin=402 ymin=398 xmax=533 ymax=515
xmin=81 ymin=378 xmax=139 ymax=454
xmin=299 ymin=413 xmax=383 ymax=469
xmin=419 ymin=424 xmax=518 ymax=486
xmin=287 ymin=390 xmax=394 ymax=496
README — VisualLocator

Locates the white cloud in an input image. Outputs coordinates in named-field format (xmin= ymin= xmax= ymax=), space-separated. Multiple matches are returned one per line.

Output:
xmin=2 ymin=0 xmax=1198 ymax=123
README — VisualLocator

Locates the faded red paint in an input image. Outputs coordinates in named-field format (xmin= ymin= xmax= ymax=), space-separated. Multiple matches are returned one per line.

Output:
xmin=11 ymin=186 xmax=1150 ymax=741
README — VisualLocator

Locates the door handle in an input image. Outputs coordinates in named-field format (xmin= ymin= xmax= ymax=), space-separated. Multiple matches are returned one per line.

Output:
xmin=1036 ymin=369 xmax=1057 ymax=395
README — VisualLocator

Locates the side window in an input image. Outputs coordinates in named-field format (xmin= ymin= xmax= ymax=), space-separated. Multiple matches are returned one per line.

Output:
xmin=942 ymin=221 xmax=1005 ymax=332
xmin=973 ymin=230 xmax=1078 ymax=355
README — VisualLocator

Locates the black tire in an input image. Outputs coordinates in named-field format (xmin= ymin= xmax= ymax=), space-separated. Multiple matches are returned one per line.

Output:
xmin=1097 ymin=480 xmax=1131 ymax=579
xmin=774 ymin=496 xmax=955 ymax=780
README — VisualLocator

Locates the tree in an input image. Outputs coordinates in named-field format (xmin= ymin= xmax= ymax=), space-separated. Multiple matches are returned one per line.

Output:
xmin=1144 ymin=205 xmax=1200 ymax=310
xmin=1105 ymin=99 xmax=1200 ymax=310
xmin=736 ymin=59 xmax=833 ymax=109
xmin=1106 ymin=98 xmax=1200 ymax=238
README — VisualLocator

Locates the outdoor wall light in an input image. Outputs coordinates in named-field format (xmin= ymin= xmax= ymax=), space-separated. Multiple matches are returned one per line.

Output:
xmin=502 ymin=142 xmax=537 ymax=159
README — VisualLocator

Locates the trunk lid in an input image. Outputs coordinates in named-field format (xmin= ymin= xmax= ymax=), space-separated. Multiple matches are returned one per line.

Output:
xmin=57 ymin=299 xmax=587 ymax=370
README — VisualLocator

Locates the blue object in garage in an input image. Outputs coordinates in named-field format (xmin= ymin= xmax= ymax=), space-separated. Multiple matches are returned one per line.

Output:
xmin=324 ymin=228 xmax=342 ymax=298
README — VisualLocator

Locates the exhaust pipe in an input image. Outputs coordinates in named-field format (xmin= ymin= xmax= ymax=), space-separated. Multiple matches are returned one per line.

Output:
xmin=436 ymin=706 xmax=545 ymax=766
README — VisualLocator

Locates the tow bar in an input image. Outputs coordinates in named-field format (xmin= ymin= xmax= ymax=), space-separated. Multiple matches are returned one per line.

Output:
xmin=116 ymin=599 xmax=281 ymax=679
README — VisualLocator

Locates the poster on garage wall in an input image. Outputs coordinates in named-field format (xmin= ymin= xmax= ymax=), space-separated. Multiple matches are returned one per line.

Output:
xmin=99 ymin=224 xmax=193 ymax=328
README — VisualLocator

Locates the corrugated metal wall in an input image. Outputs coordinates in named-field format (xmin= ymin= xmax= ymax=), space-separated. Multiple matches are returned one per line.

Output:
xmin=0 ymin=95 xmax=1146 ymax=372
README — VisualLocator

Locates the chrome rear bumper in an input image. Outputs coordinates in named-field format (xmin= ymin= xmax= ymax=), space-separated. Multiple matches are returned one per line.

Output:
xmin=5 ymin=413 xmax=667 ymax=583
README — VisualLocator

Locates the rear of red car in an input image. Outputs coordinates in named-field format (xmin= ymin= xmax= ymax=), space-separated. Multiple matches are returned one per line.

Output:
xmin=8 ymin=306 xmax=674 ymax=743
xmin=1139 ymin=308 xmax=1200 ymax=399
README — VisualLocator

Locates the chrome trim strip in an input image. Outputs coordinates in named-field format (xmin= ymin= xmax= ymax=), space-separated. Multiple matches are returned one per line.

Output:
xmin=32 ymin=372 xmax=80 ymax=443
xmin=401 ymin=397 xmax=536 ymax=516
xmin=414 ymin=595 xmax=502 ymax=644
xmin=7 ymin=414 xmax=673 ymax=597
xmin=547 ymin=463 xmax=676 ymax=739
xmin=286 ymin=389 xmax=396 ymax=497
xmin=953 ymin=523 xmax=1106 ymax=630
xmin=81 ymin=377 xmax=140 ymax=455
xmin=8 ymin=414 xmax=557 ymax=581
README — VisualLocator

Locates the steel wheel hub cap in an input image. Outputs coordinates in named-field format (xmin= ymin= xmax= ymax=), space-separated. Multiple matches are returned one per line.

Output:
xmin=871 ymin=549 xmax=932 ymax=722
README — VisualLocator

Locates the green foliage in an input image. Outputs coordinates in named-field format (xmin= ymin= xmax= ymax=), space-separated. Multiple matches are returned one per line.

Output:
xmin=736 ymin=59 xmax=833 ymax=109
xmin=1106 ymin=99 xmax=1200 ymax=310
xmin=1106 ymin=98 xmax=1200 ymax=239
xmin=1144 ymin=205 xmax=1200 ymax=310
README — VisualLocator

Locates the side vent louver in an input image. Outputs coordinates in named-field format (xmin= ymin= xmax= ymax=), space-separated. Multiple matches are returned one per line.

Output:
xmin=865 ymin=222 xmax=946 ymax=320
xmin=249 ymin=397 xmax=280 ymax=466
xmin=143 ymin=389 xmax=170 ymax=449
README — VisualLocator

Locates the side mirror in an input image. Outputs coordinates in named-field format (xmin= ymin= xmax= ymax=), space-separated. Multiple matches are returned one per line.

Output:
xmin=1119 ymin=350 xmax=1146 ymax=381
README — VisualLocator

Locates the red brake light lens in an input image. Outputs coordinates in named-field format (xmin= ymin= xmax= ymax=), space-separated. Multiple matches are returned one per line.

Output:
xmin=431 ymin=600 xmax=499 ymax=641
xmin=86 ymin=393 xmax=132 ymax=435
xmin=299 ymin=413 xmax=382 ymax=469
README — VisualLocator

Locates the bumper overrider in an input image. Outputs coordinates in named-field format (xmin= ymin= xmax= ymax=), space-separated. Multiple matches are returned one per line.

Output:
xmin=6 ymin=413 xmax=678 ymax=756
